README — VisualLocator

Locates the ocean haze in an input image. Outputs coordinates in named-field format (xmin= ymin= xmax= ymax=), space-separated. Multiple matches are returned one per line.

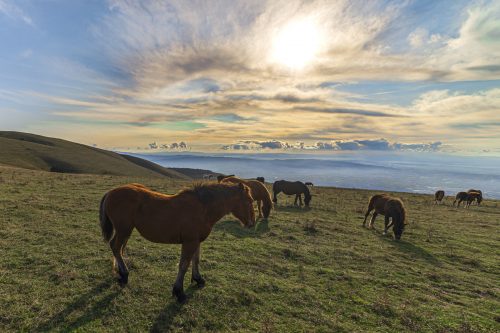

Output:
xmin=127 ymin=151 xmax=500 ymax=199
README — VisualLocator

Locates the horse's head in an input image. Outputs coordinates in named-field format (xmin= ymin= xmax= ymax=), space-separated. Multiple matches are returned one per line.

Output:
xmin=231 ymin=183 xmax=256 ymax=228
xmin=393 ymin=222 xmax=405 ymax=240
xmin=304 ymin=193 xmax=312 ymax=207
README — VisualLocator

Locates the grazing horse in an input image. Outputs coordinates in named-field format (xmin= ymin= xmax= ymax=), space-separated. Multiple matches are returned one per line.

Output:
xmin=217 ymin=174 xmax=234 ymax=183
xmin=99 ymin=182 xmax=255 ymax=303
xmin=434 ymin=190 xmax=445 ymax=204
xmin=221 ymin=176 xmax=273 ymax=219
xmin=453 ymin=192 xmax=469 ymax=207
xmin=363 ymin=194 xmax=407 ymax=240
xmin=466 ymin=191 xmax=482 ymax=208
xmin=467 ymin=189 xmax=483 ymax=206
xmin=256 ymin=177 xmax=265 ymax=183
xmin=272 ymin=180 xmax=312 ymax=207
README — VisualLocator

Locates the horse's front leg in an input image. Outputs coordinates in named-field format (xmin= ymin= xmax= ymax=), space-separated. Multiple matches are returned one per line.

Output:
xmin=298 ymin=194 xmax=303 ymax=206
xmin=191 ymin=244 xmax=205 ymax=287
xmin=369 ymin=212 xmax=378 ymax=229
xmin=383 ymin=216 xmax=393 ymax=235
xmin=172 ymin=241 xmax=198 ymax=303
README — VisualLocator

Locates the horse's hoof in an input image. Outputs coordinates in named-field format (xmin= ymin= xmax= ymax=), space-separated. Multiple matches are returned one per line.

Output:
xmin=192 ymin=276 xmax=206 ymax=288
xmin=117 ymin=272 xmax=128 ymax=286
xmin=172 ymin=287 xmax=187 ymax=303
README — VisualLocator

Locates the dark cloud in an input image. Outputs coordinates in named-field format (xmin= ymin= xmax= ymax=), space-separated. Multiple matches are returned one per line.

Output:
xmin=295 ymin=106 xmax=401 ymax=117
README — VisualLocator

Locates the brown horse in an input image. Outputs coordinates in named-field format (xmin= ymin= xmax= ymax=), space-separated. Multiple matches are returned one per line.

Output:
xmin=466 ymin=191 xmax=482 ymax=208
xmin=99 ymin=182 xmax=255 ymax=303
xmin=434 ymin=190 xmax=445 ymax=204
xmin=221 ymin=176 xmax=273 ymax=219
xmin=467 ymin=189 xmax=483 ymax=206
xmin=363 ymin=194 xmax=407 ymax=240
xmin=272 ymin=180 xmax=312 ymax=207
xmin=453 ymin=192 xmax=469 ymax=207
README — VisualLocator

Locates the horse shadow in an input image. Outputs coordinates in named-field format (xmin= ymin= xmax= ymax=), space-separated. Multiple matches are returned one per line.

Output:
xmin=379 ymin=234 xmax=440 ymax=266
xmin=149 ymin=285 xmax=198 ymax=332
xmin=273 ymin=205 xmax=311 ymax=214
xmin=33 ymin=280 xmax=120 ymax=332
xmin=214 ymin=218 xmax=270 ymax=238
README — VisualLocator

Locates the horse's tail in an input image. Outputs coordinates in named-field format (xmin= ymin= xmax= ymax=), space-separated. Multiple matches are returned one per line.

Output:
xmin=99 ymin=193 xmax=114 ymax=243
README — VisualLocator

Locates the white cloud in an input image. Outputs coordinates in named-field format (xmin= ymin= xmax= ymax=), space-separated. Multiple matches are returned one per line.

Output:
xmin=0 ymin=0 xmax=34 ymax=26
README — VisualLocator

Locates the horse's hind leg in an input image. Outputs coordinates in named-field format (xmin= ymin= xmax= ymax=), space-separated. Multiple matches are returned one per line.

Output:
xmin=110 ymin=231 xmax=132 ymax=285
xmin=363 ymin=207 xmax=373 ymax=227
xmin=257 ymin=200 xmax=263 ymax=218
xmin=173 ymin=241 xmax=198 ymax=303
xmin=191 ymin=244 xmax=205 ymax=287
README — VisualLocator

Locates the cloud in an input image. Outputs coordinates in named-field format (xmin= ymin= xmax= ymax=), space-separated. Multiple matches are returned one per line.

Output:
xmin=221 ymin=138 xmax=444 ymax=152
xmin=0 ymin=1 xmax=34 ymax=26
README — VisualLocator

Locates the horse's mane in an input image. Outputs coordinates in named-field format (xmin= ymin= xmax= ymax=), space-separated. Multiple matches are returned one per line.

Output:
xmin=303 ymin=182 xmax=311 ymax=198
xmin=181 ymin=182 xmax=240 ymax=205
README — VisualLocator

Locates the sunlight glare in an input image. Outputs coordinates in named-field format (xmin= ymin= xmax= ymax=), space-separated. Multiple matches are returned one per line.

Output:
xmin=270 ymin=17 xmax=324 ymax=70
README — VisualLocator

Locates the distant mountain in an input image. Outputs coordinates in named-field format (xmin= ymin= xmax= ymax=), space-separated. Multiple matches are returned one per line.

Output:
xmin=0 ymin=131 xmax=190 ymax=179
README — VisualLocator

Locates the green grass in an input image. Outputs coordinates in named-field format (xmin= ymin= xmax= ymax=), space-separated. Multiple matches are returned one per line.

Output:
xmin=0 ymin=131 xmax=188 ymax=179
xmin=0 ymin=165 xmax=499 ymax=332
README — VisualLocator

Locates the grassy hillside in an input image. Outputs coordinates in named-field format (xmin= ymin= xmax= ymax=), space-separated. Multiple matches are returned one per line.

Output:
xmin=0 ymin=165 xmax=498 ymax=332
xmin=0 ymin=131 xmax=189 ymax=179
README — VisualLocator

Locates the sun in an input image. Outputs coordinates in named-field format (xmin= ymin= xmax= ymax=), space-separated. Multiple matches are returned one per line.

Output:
xmin=270 ymin=17 xmax=324 ymax=70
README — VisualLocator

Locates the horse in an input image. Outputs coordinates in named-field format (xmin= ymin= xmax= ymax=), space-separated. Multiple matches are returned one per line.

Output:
xmin=467 ymin=189 xmax=483 ymax=206
xmin=99 ymin=182 xmax=255 ymax=303
xmin=217 ymin=174 xmax=234 ymax=182
xmin=466 ymin=191 xmax=482 ymax=208
xmin=453 ymin=192 xmax=468 ymax=207
xmin=363 ymin=194 xmax=407 ymax=240
xmin=256 ymin=177 xmax=265 ymax=183
xmin=434 ymin=190 xmax=445 ymax=204
xmin=221 ymin=176 xmax=273 ymax=219
xmin=305 ymin=182 xmax=314 ymax=187
xmin=272 ymin=180 xmax=311 ymax=207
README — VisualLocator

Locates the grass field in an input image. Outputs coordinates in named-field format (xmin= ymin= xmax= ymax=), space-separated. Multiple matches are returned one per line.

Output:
xmin=0 ymin=165 xmax=499 ymax=332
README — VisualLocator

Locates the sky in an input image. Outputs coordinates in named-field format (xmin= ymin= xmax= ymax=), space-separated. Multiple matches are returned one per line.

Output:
xmin=0 ymin=0 xmax=499 ymax=154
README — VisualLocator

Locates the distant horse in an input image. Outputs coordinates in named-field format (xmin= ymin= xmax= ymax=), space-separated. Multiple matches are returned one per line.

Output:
xmin=221 ymin=176 xmax=273 ymax=219
xmin=363 ymin=194 xmax=407 ymax=240
xmin=466 ymin=191 xmax=482 ymax=208
xmin=434 ymin=190 xmax=445 ymax=204
xmin=305 ymin=182 xmax=314 ymax=187
xmin=217 ymin=174 xmax=234 ymax=182
xmin=467 ymin=189 xmax=483 ymax=206
xmin=453 ymin=192 xmax=469 ymax=207
xmin=99 ymin=182 xmax=255 ymax=303
xmin=256 ymin=177 xmax=265 ymax=183
xmin=272 ymin=180 xmax=312 ymax=207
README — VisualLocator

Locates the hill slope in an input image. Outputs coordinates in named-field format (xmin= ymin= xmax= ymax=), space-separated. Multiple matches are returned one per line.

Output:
xmin=0 ymin=166 xmax=498 ymax=332
xmin=0 ymin=131 xmax=189 ymax=179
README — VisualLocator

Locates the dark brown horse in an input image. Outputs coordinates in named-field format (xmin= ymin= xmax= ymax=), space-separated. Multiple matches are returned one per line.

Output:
xmin=99 ymin=182 xmax=255 ymax=303
xmin=363 ymin=194 xmax=407 ymax=240
xmin=221 ymin=176 xmax=273 ymax=219
xmin=217 ymin=174 xmax=234 ymax=182
xmin=434 ymin=190 xmax=445 ymax=204
xmin=467 ymin=189 xmax=483 ymax=206
xmin=466 ymin=191 xmax=482 ymax=208
xmin=453 ymin=192 xmax=469 ymax=207
xmin=272 ymin=180 xmax=312 ymax=207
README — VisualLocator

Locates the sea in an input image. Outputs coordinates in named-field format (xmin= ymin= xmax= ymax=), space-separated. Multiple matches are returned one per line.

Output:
xmin=127 ymin=151 xmax=500 ymax=199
